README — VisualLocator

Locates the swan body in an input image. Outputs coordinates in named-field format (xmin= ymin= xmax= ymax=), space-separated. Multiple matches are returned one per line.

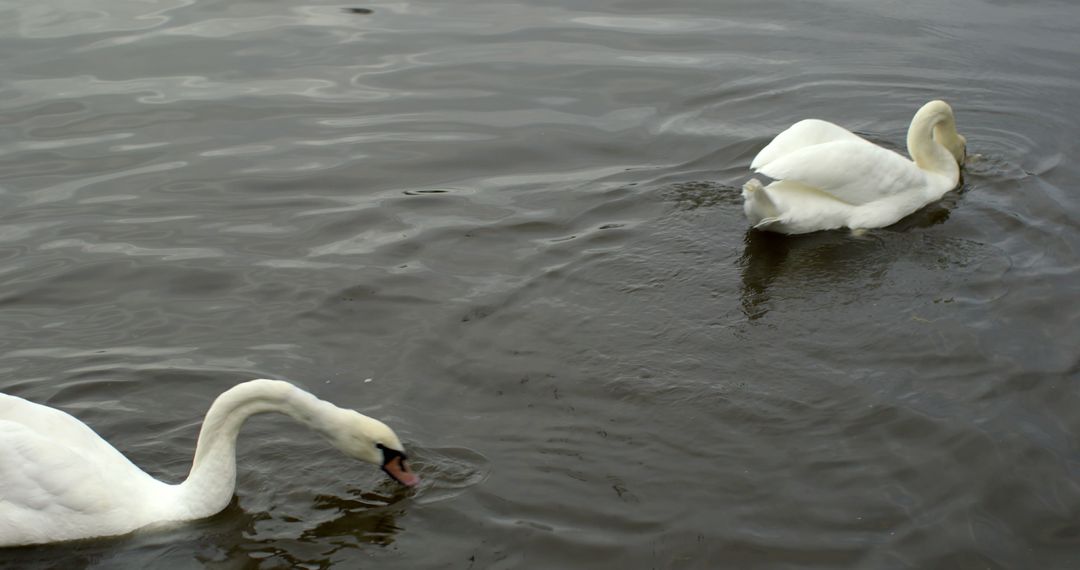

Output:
xmin=0 ymin=379 xmax=418 ymax=547
xmin=742 ymin=100 xmax=966 ymax=234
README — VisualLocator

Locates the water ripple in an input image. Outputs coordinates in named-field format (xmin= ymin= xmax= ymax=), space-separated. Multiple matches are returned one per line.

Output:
xmin=0 ymin=0 xmax=1078 ymax=567
xmin=26 ymin=160 xmax=186 ymax=205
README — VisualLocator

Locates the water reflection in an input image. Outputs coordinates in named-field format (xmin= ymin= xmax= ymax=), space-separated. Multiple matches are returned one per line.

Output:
xmin=736 ymin=189 xmax=964 ymax=321
xmin=737 ymin=229 xmax=792 ymax=320
xmin=300 ymin=491 xmax=404 ymax=545
xmin=0 ymin=494 xmax=408 ymax=569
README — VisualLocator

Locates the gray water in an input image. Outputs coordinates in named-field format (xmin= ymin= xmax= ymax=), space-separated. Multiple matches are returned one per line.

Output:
xmin=1 ymin=0 xmax=1078 ymax=568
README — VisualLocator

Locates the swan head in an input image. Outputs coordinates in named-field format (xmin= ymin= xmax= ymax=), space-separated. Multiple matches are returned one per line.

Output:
xmin=331 ymin=410 xmax=420 ymax=487
xmin=954 ymin=133 xmax=967 ymax=163
xmin=938 ymin=130 xmax=966 ymax=165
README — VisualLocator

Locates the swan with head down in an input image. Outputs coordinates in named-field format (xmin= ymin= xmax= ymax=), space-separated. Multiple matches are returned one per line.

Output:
xmin=742 ymin=100 xmax=966 ymax=234
xmin=0 ymin=378 xmax=419 ymax=546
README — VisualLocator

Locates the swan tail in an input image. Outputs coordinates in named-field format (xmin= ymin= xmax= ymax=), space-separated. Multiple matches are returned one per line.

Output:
xmin=753 ymin=216 xmax=782 ymax=229
xmin=742 ymin=178 xmax=780 ymax=225
xmin=742 ymin=178 xmax=771 ymax=206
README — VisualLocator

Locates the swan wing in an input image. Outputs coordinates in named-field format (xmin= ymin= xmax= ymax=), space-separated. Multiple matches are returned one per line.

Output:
xmin=753 ymin=140 xmax=927 ymax=205
xmin=0 ymin=421 xmax=140 ymax=547
xmin=0 ymin=394 xmax=153 ymax=533
xmin=750 ymin=119 xmax=866 ymax=170
xmin=0 ymin=421 xmax=116 ymax=516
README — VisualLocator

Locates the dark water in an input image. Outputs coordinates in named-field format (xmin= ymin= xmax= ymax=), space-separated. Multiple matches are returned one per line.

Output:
xmin=2 ymin=0 xmax=1079 ymax=568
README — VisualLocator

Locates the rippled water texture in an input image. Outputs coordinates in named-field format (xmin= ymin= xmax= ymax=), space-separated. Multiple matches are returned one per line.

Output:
xmin=1 ymin=0 xmax=1079 ymax=568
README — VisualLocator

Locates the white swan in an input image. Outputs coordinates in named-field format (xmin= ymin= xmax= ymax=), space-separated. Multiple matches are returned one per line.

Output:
xmin=742 ymin=100 xmax=966 ymax=234
xmin=0 ymin=379 xmax=419 ymax=547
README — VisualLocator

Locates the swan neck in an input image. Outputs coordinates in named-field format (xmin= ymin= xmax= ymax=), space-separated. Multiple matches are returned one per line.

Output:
xmin=176 ymin=380 xmax=340 ymax=517
xmin=906 ymin=102 xmax=960 ymax=180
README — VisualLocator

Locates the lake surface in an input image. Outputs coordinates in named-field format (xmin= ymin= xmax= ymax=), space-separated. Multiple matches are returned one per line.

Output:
xmin=1 ymin=0 xmax=1078 ymax=568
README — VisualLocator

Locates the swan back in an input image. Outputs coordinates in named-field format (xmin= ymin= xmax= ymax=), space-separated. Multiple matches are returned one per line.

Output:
xmin=1 ymin=393 xmax=136 ymax=467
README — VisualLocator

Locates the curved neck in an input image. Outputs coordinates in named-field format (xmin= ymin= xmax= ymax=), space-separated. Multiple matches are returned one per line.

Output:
xmin=175 ymin=380 xmax=341 ymax=517
xmin=906 ymin=101 xmax=960 ymax=182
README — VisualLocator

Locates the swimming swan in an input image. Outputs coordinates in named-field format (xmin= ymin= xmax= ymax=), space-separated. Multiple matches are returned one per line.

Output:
xmin=742 ymin=100 xmax=966 ymax=234
xmin=0 ymin=379 xmax=419 ymax=547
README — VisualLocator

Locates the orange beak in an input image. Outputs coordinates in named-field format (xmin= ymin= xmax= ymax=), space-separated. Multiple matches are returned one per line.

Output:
xmin=382 ymin=454 xmax=420 ymax=487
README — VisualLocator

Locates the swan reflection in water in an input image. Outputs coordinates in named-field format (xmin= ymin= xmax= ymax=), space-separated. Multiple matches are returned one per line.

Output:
xmin=0 ymin=488 xmax=409 ymax=568
xmin=736 ymin=190 xmax=963 ymax=321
